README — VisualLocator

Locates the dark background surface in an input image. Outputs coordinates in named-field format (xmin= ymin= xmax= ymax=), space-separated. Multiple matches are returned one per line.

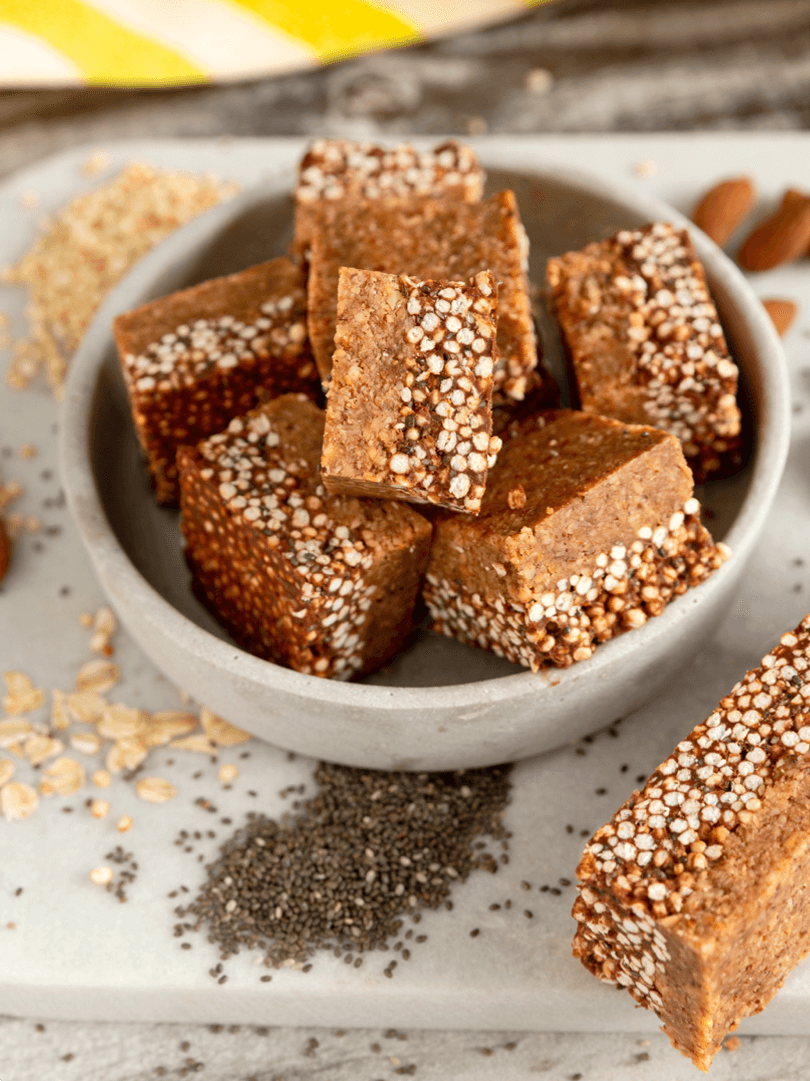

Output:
xmin=0 ymin=0 xmax=807 ymax=182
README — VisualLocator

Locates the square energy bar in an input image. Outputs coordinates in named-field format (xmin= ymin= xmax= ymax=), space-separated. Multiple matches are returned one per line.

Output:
xmin=547 ymin=222 xmax=742 ymax=482
xmin=178 ymin=395 xmax=432 ymax=681
xmin=423 ymin=409 xmax=728 ymax=672
xmin=307 ymin=190 xmax=537 ymax=402
xmin=115 ymin=257 xmax=319 ymax=505
xmin=293 ymin=138 xmax=484 ymax=254
xmin=321 ymin=268 xmax=502 ymax=514
xmin=573 ymin=615 xmax=810 ymax=1071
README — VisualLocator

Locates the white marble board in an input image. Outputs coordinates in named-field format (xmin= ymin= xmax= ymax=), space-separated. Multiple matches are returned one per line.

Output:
xmin=0 ymin=133 xmax=808 ymax=1033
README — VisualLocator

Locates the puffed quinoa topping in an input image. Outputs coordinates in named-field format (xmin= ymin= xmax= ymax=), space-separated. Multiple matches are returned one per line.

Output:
xmin=376 ymin=272 xmax=499 ymax=513
xmin=296 ymin=139 xmax=484 ymax=207
xmin=548 ymin=223 xmax=741 ymax=480
xmin=572 ymin=614 xmax=810 ymax=1016
xmin=425 ymin=500 xmax=727 ymax=673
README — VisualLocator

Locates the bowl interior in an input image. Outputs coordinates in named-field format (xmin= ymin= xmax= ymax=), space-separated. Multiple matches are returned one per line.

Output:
xmin=90 ymin=167 xmax=757 ymax=691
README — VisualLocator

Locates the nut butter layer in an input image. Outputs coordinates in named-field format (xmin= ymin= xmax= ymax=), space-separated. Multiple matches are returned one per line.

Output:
xmin=573 ymin=615 xmax=810 ymax=1072
xmin=547 ymin=222 xmax=742 ymax=482
xmin=115 ymin=257 xmax=319 ymax=505
xmin=178 ymin=395 xmax=432 ymax=681
xmin=322 ymin=269 xmax=501 ymax=514
xmin=307 ymin=190 xmax=536 ymax=401
xmin=293 ymin=138 xmax=484 ymax=254
xmin=423 ymin=410 xmax=728 ymax=672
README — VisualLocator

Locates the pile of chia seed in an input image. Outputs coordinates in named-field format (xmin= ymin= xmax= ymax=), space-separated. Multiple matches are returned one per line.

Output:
xmin=178 ymin=761 xmax=512 ymax=975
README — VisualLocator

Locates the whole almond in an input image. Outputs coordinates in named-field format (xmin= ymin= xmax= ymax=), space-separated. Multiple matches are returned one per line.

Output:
xmin=783 ymin=189 xmax=810 ymax=255
xmin=761 ymin=299 xmax=798 ymax=337
xmin=692 ymin=176 xmax=756 ymax=246
xmin=737 ymin=189 xmax=810 ymax=271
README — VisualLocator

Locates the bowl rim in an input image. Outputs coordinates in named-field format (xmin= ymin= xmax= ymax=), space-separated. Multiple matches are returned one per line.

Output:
xmin=60 ymin=147 xmax=791 ymax=713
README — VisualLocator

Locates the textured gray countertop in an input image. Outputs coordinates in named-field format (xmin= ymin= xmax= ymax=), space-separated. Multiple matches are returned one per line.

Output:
xmin=0 ymin=0 xmax=808 ymax=1077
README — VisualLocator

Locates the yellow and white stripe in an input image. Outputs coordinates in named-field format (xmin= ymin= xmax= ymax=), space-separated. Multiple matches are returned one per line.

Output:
xmin=0 ymin=0 xmax=549 ymax=86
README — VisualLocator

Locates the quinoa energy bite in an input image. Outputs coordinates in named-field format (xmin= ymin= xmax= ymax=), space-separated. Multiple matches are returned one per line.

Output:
xmin=322 ymin=269 xmax=502 ymax=514
xmin=546 ymin=222 xmax=742 ymax=482
xmin=573 ymin=615 xmax=810 ymax=1071
xmin=293 ymin=138 xmax=485 ymax=253
xmin=115 ymin=257 xmax=319 ymax=505
xmin=423 ymin=410 xmax=728 ymax=672
xmin=307 ymin=190 xmax=537 ymax=401
xmin=178 ymin=395 xmax=432 ymax=681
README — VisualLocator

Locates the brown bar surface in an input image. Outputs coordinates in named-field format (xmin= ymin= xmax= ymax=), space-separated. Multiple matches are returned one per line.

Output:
xmin=178 ymin=395 xmax=432 ymax=681
xmin=307 ymin=190 xmax=537 ymax=401
xmin=322 ymin=268 xmax=501 ymax=514
xmin=423 ymin=409 xmax=727 ymax=672
xmin=293 ymin=138 xmax=484 ymax=253
xmin=115 ymin=257 xmax=319 ymax=505
xmin=573 ymin=615 xmax=810 ymax=1071
xmin=547 ymin=222 xmax=742 ymax=482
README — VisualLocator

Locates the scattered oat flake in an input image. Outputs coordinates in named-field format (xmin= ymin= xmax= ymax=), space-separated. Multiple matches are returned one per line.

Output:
xmin=92 ymin=769 xmax=112 ymax=788
xmin=89 ymin=866 xmax=113 ymax=886
xmin=136 ymin=776 xmax=177 ymax=804
xmin=90 ymin=799 xmax=110 ymax=819
xmin=0 ymin=479 xmax=23 ymax=512
xmin=200 ymin=707 xmax=251 ymax=747
xmin=0 ymin=718 xmax=33 ymax=748
xmin=89 ymin=606 xmax=117 ymax=653
xmin=525 ymin=68 xmax=553 ymax=94
xmin=169 ymin=734 xmax=217 ymax=755
xmin=0 ymin=759 xmax=15 ymax=786
xmin=80 ymin=612 xmax=94 ymax=628
xmin=1 ymin=781 xmax=38 ymax=820
xmin=3 ymin=162 xmax=238 ymax=394
xmin=70 ymin=730 xmax=102 ymax=756
xmin=219 ymin=763 xmax=239 ymax=783
xmin=117 ymin=814 xmax=133 ymax=832
xmin=81 ymin=149 xmax=111 ymax=177
xmin=106 ymin=737 xmax=148 ymax=774
xmin=20 ymin=191 xmax=39 ymax=210
xmin=18 ymin=443 xmax=37 ymax=459
xmin=67 ymin=690 xmax=107 ymax=723
xmin=51 ymin=689 xmax=71 ymax=730
xmin=76 ymin=659 xmax=119 ymax=694
xmin=3 ymin=671 xmax=45 ymax=715
xmin=97 ymin=703 xmax=145 ymax=740
xmin=634 ymin=159 xmax=658 ymax=177
xmin=23 ymin=734 xmax=64 ymax=765
xmin=143 ymin=710 xmax=197 ymax=746
xmin=40 ymin=756 xmax=85 ymax=797
xmin=5 ymin=512 xmax=23 ymax=538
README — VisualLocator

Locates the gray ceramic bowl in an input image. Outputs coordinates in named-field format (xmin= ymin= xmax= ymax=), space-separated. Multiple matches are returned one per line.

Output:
xmin=61 ymin=150 xmax=790 ymax=771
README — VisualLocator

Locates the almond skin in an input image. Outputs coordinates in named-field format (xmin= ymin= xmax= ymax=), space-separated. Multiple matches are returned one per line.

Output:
xmin=737 ymin=189 xmax=810 ymax=271
xmin=762 ymin=298 xmax=798 ymax=338
xmin=691 ymin=176 xmax=756 ymax=247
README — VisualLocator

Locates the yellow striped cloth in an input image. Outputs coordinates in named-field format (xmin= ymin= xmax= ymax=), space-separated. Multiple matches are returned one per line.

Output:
xmin=0 ymin=0 xmax=549 ymax=86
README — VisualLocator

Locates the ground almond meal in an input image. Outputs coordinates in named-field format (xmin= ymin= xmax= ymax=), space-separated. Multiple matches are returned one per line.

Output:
xmin=3 ymin=161 xmax=238 ymax=395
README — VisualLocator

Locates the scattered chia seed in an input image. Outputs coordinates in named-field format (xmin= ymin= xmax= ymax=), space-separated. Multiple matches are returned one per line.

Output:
xmin=101 ymin=845 xmax=138 ymax=902
xmin=179 ymin=761 xmax=511 ymax=976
